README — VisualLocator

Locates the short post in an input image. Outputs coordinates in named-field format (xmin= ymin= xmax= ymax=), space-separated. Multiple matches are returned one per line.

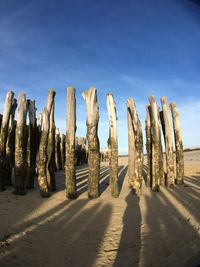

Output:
xmin=55 ymin=128 xmax=62 ymax=171
xmin=60 ymin=134 xmax=65 ymax=170
xmin=158 ymin=108 xmax=164 ymax=185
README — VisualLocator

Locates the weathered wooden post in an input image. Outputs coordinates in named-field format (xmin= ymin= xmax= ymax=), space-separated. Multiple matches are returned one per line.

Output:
xmin=145 ymin=105 xmax=152 ymax=187
xmin=0 ymin=91 xmax=15 ymax=191
xmin=55 ymin=128 xmax=62 ymax=171
xmin=107 ymin=93 xmax=119 ymax=197
xmin=82 ymin=87 xmax=100 ymax=199
xmin=170 ymin=102 xmax=184 ymax=184
xmin=127 ymin=98 xmax=143 ymax=196
xmin=14 ymin=93 xmax=27 ymax=195
xmin=148 ymin=96 xmax=160 ymax=191
xmin=65 ymin=87 xmax=77 ymax=199
xmin=46 ymin=102 xmax=56 ymax=191
xmin=0 ymin=114 xmax=2 ymax=129
xmin=160 ymin=96 xmax=175 ymax=187
xmin=60 ymin=133 xmax=65 ymax=170
xmin=158 ymin=108 xmax=164 ymax=186
xmin=26 ymin=100 xmax=37 ymax=189
xmin=37 ymin=90 xmax=56 ymax=197
xmin=6 ymin=98 xmax=17 ymax=186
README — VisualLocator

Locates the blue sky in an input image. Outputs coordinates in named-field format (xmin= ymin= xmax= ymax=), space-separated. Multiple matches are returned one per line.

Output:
xmin=0 ymin=0 xmax=200 ymax=154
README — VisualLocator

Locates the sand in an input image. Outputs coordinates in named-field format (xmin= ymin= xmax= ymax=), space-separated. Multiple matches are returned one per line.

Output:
xmin=0 ymin=151 xmax=200 ymax=267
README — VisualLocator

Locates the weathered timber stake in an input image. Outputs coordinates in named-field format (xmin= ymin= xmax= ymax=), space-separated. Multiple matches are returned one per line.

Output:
xmin=37 ymin=90 xmax=56 ymax=197
xmin=82 ymin=87 xmax=100 ymax=199
xmin=55 ymin=128 xmax=62 ymax=171
xmin=6 ymin=98 xmax=17 ymax=186
xmin=14 ymin=93 xmax=27 ymax=195
xmin=170 ymin=102 xmax=184 ymax=184
xmin=145 ymin=105 xmax=152 ymax=187
xmin=107 ymin=93 xmax=119 ymax=197
xmin=60 ymin=133 xmax=65 ymax=170
xmin=66 ymin=87 xmax=77 ymax=199
xmin=127 ymin=98 xmax=143 ymax=196
xmin=0 ymin=114 xmax=2 ymax=129
xmin=161 ymin=96 xmax=175 ymax=187
xmin=26 ymin=100 xmax=37 ymax=189
xmin=47 ymin=102 xmax=56 ymax=191
xmin=148 ymin=96 xmax=160 ymax=191
xmin=0 ymin=91 xmax=14 ymax=190
xmin=158 ymin=108 xmax=164 ymax=186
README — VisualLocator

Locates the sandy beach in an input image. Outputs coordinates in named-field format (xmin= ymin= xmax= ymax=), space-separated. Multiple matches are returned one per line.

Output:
xmin=0 ymin=151 xmax=200 ymax=267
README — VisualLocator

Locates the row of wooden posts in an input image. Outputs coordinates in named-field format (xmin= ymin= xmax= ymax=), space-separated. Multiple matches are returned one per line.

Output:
xmin=0 ymin=87 xmax=184 ymax=199
xmin=127 ymin=96 xmax=184 ymax=196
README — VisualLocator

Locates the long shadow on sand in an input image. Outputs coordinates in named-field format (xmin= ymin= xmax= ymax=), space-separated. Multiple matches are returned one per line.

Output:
xmin=113 ymin=192 xmax=141 ymax=267
xmin=0 ymin=197 xmax=112 ymax=267
xmin=141 ymin=179 xmax=200 ymax=267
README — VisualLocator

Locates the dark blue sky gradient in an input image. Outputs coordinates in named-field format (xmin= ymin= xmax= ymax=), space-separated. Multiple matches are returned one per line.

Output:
xmin=0 ymin=0 xmax=200 ymax=152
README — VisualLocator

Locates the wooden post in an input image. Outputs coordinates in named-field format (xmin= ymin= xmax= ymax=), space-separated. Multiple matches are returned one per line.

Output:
xmin=6 ymin=98 xmax=17 ymax=186
xmin=160 ymin=96 xmax=175 ymax=187
xmin=60 ymin=133 xmax=65 ymax=170
xmin=127 ymin=98 xmax=143 ymax=196
xmin=55 ymin=128 xmax=62 ymax=171
xmin=82 ymin=87 xmax=100 ymax=199
xmin=158 ymin=108 xmax=164 ymax=186
xmin=0 ymin=91 xmax=15 ymax=191
xmin=66 ymin=87 xmax=77 ymax=199
xmin=46 ymin=102 xmax=56 ymax=191
xmin=0 ymin=114 xmax=2 ymax=129
xmin=25 ymin=100 xmax=37 ymax=189
xmin=14 ymin=93 xmax=27 ymax=195
xmin=145 ymin=105 xmax=152 ymax=187
xmin=170 ymin=102 xmax=184 ymax=184
xmin=107 ymin=93 xmax=119 ymax=197
xmin=37 ymin=89 xmax=56 ymax=197
xmin=148 ymin=96 xmax=160 ymax=191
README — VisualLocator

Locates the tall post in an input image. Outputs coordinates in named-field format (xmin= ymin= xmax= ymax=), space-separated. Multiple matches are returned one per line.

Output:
xmin=148 ymin=96 xmax=160 ymax=191
xmin=145 ymin=105 xmax=152 ymax=187
xmin=14 ymin=93 xmax=27 ymax=195
xmin=37 ymin=90 xmax=56 ymax=197
xmin=107 ymin=93 xmax=119 ymax=197
xmin=6 ymin=98 xmax=17 ymax=186
xmin=66 ymin=87 xmax=77 ymax=199
xmin=47 ymin=102 xmax=56 ymax=191
xmin=82 ymin=87 xmax=100 ymax=199
xmin=0 ymin=91 xmax=15 ymax=191
xmin=160 ymin=96 xmax=175 ymax=187
xmin=127 ymin=98 xmax=143 ymax=196
xmin=26 ymin=100 xmax=37 ymax=189
xmin=170 ymin=102 xmax=184 ymax=184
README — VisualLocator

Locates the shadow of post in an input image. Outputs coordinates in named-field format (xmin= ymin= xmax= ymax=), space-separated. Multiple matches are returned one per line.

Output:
xmin=113 ymin=192 xmax=141 ymax=267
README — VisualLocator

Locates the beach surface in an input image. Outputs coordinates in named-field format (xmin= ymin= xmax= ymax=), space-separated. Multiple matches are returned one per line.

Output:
xmin=0 ymin=151 xmax=200 ymax=267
